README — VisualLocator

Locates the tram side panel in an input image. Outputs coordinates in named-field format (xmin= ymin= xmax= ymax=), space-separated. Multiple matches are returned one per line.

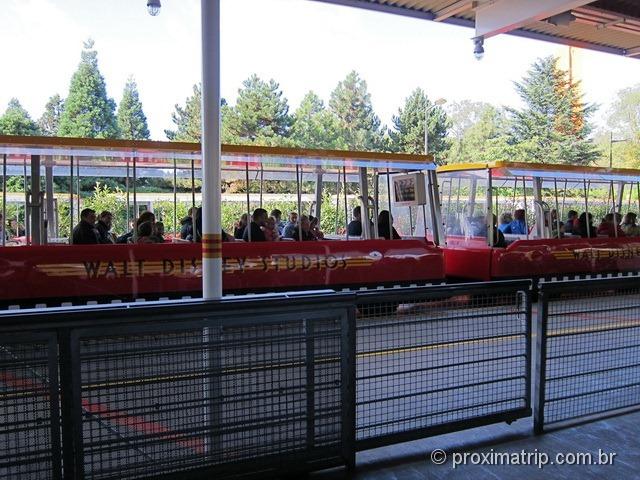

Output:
xmin=0 ymin=239 xmax=444 ymax=304
xmin=491 ymin=237 xmax=640 ymax=279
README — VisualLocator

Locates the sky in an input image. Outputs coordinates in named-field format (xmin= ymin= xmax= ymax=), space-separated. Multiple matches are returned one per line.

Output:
xmin=1 ymin=0 xmax=640 ymax=140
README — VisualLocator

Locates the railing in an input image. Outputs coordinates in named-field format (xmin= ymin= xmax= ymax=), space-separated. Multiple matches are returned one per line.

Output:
xmin=535 ymin=276 xmax=640 ymax=433
xmin=0 ymin=294 xmax=356 ymax=480
xmin=354 ymin=281 xmax=532 ymax=449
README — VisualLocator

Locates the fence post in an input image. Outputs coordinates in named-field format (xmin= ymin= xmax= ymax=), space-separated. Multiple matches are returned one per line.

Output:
xmin=47 ymin=335 xmax=63 ymax=480
xmin=58 ymin=329 xmax=84 ymax=479
xmin=341 ymin=307 xmax=357 ymax=470
xmin=523 ymin=287 xmax=533 ymax=411
xmin=533 ymin=286 xmax=549 ymax=435
xmin=305 ymin=319 xmax=316 ymax=451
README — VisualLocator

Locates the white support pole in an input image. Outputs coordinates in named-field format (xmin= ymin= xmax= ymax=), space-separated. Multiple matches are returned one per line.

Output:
xmin=201 ymin=0 xmax=222 ymax=299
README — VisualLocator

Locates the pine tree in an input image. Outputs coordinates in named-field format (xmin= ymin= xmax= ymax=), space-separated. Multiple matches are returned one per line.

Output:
xmin=58 ymin=39 xmax=119 ymax=138
xmin=38 ymin=94 xmax=64 ymax=136
xmin=225 ymin=74 xmax=293 ymax=145
xmin=389 ymin=88 xmax=450 ymax=158
xmin=290 ymin=91 xmax=345 ymax=149
xmin=0 ymin=98 xmax=40 ymax=136
xmin=165 ymin=83 xmax=234 ymax=143
xmin=508 ymin=56 xmax=599 ymax=165
xmin=117 ymin=77 xmax=150 ymax=140
xmin=329 ymin=71 xmax=384 ymax=151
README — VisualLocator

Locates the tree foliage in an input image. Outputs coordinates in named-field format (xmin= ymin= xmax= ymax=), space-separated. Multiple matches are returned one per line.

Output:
xmin=290 ymin=91 xmax=345 ymax=149
xmin=38 ymin=94 xmax=64 ymax=136
xmin=224 ymin=74 xmax=293 ymax=145
xmin=58 ymin=39 xmax=119 ymax=138
xmin=0 ymin=98 xmax=40 ymax=136
xmin=117 ymin=77 xmax=150 ymax=140
xmin=329 ymin=71 xmax=384 ymax=151
xmin=389 ymin=88 xmax=450 ymax=159
xmin=507 ymin=56 xmax=599 ymax=165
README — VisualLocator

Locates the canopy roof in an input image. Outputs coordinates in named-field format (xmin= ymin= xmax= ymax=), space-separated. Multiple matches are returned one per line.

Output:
xmin=314 ymin=0 xmax=640 ymax=58
xmin=0 ymin=135 xmax=435 ymax=180
xmin=438 ymin=160 xmax=640 ymax=182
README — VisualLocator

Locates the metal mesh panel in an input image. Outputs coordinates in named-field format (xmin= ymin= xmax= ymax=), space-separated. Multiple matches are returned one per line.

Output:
xmin=0 ymin=337 xmax=58 ymax=480
xmin=75 ymin=317 xmax=344 ymax=479
xmin=355 ymin=290 xmax=529 ymax=444
xmin=541 ymin=284 xmax=640 ymax=427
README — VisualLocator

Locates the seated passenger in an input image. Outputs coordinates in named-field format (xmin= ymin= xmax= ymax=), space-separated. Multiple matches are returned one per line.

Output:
xmin=261 ymin=216 xmax=280 ymax=241
xmin=377 ymin=210 xmax=401 ymax=240
xmin=233 ymin=213 xmax=248 ymax=240
xmin=291 ymin=215 xmax=316 ymax=241
xmin=72 ymin=208 xmax=100 ymax=244
xmin=95 ymin=211 xmax=115 ymax=244
xmin=309 ymin=215 xmax=324 ymax=240
xmin=597 ymin=213 xmax=625 ymax=238
xmin=621 ymin=212 xmax=640 ymax=237
xmin=498 ymin=212 xmax=513 ymax=234
xmin=136 ymin=221 xmax=155 ymax=244
xmin=282 ymin=212 xmax=298 ymax=239
xmin=270 ymin=209 xmax=285 ymax=235
xmin=492 ymin=215 xmax=506 ymax=248
xmin=116 ymin=219 xmax=136 ymax=244
xmin=576 ymin=212 xmax=597 ymax=238
xmin=180 ymin=207 xmax=194 ymax=240
xmin=150 ymin=221 xmax=166 ymax=243
xmin=509 ymin=209 xmax=527 ymax=235
xmin=347 ymin=206 xmax=363 ymax=236
xmin=563 ymin=210 xmax=578 ymax=234
xmin=243 ymin=208 xmax=268 ymax=242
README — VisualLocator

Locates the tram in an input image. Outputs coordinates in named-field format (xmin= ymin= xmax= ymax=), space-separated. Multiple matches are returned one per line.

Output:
xmin=0 ymin=136 xmax=444 ymax=306
xmin=438 ymin=161 xmax=640 ymax=281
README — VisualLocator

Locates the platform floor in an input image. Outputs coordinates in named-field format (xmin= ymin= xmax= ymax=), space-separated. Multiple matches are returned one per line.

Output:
xmin=314 ymin=409 xmax=640 ymax=479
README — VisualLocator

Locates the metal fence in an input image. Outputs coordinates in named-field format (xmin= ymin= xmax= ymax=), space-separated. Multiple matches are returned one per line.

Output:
xmin=535 ymin=277 xmax=640 ymax=433
xmin=354 ymin=281 xmax=532 ymax=449
xmin=0 ymin=281 xmax=536 ymax=479
xmin=0 ymin=295 xmax=356 ymax=480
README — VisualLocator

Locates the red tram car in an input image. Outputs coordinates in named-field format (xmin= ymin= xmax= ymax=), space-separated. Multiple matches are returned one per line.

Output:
xmin=0 ymin=136 xmax=444 ymax=306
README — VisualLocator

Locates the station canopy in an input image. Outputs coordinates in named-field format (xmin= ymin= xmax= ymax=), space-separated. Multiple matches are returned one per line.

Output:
xmin=314 ymin=0 xmax=640 ymax=58
xmin=0 ymin=135 xmax=435 ymax=182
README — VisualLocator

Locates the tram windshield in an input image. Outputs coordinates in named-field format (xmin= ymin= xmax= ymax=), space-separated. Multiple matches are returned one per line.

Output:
xmin=438 ymin=161 xmax=640 ymax=246
xmin=0 ymin=136 xmax=440 ymax=246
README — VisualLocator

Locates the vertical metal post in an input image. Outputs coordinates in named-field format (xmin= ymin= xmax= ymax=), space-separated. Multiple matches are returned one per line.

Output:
xmin=23 ymin=159 xmax=30 ymax=244
xmin=533 ymin=287 xmax=549 ymax=435
xmin=486 ymin=169 xmax=493 ymax=246
xmin=45 ymin=158 xmax=55 ymax=241
xmin=553 ymin=179 xmax=561 ymax=238
xmin=259 ymin=166 xmax=264 ymax=209
xmin=245 ymin=163 xmax=251 ymax=242
xmin=611 ymin=181 xmax=618 ymax=238
xmin=191 ymin=158 xmax=196 ymax=209
xmin=296 ymin=165 xmax=303 ymax=241
xmin=386 ymin=168 xmax=392 ymax=240
xmin=628 ymin=182 xmax=633 ymax=211
xmin=341 ymin=306 xmax=357 ymax=470
xmin=523 ymin=177 xmax=529 ymax=240
xmin=30 ymin=155 xmax=42 ymax=245
xmin=427 ymin=170 xmax=443 ymax=245
xmin=561 ymin=180 xmax=567 ymax=222
xmin=335 ymin=170 xmax=340 ymax=234
xmin=69 ymin=156 xmax=74 ymax=238
xmin=133 ymin=155 xmax=138 ymax=225
xmin=314 ymin=171 xmax=323 ymax=222
xmin=126 ymin=158 xmax=130 ymax=230
xmin=358 ymin=167 xmax=371 ymax=239
xmin=583 ymin=179 xmax=590 ymax=238
xmin=1 ymin=154 xmax=6 ymax=246
xmin=75 ymin=156 xmax=80 ymax=224
xmin=201 ymin=0 xmax=222 ymax=299
xmin=305 ymin=319 xmax=316 ymax=450
xmin=409 ymin=206 xmax=414 ymax=236
xmin=173 ymin=158 xmax=178 ymax=238
xmin=46 ymin=336 xmax=62 ymax=480
xmin=342 ymin=167 xmax=348 ymax=239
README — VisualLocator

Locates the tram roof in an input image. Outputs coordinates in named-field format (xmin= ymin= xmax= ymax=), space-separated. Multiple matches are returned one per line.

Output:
xmin=438 ymin=161 xmax=640 ymax=182
xmin=0 ymin=135 xmax=435 ymax=173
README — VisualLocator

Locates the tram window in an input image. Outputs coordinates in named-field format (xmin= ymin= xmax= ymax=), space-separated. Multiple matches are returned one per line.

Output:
xmin=439 ymin=172 xmax=488 ymax=241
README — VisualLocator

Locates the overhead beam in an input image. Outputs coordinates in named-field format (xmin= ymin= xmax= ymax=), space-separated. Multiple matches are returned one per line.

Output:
xmin=434 ymin=0 xmax=476 ymax=22
xmin=475 ymin=0 xmax=592 ymax=39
